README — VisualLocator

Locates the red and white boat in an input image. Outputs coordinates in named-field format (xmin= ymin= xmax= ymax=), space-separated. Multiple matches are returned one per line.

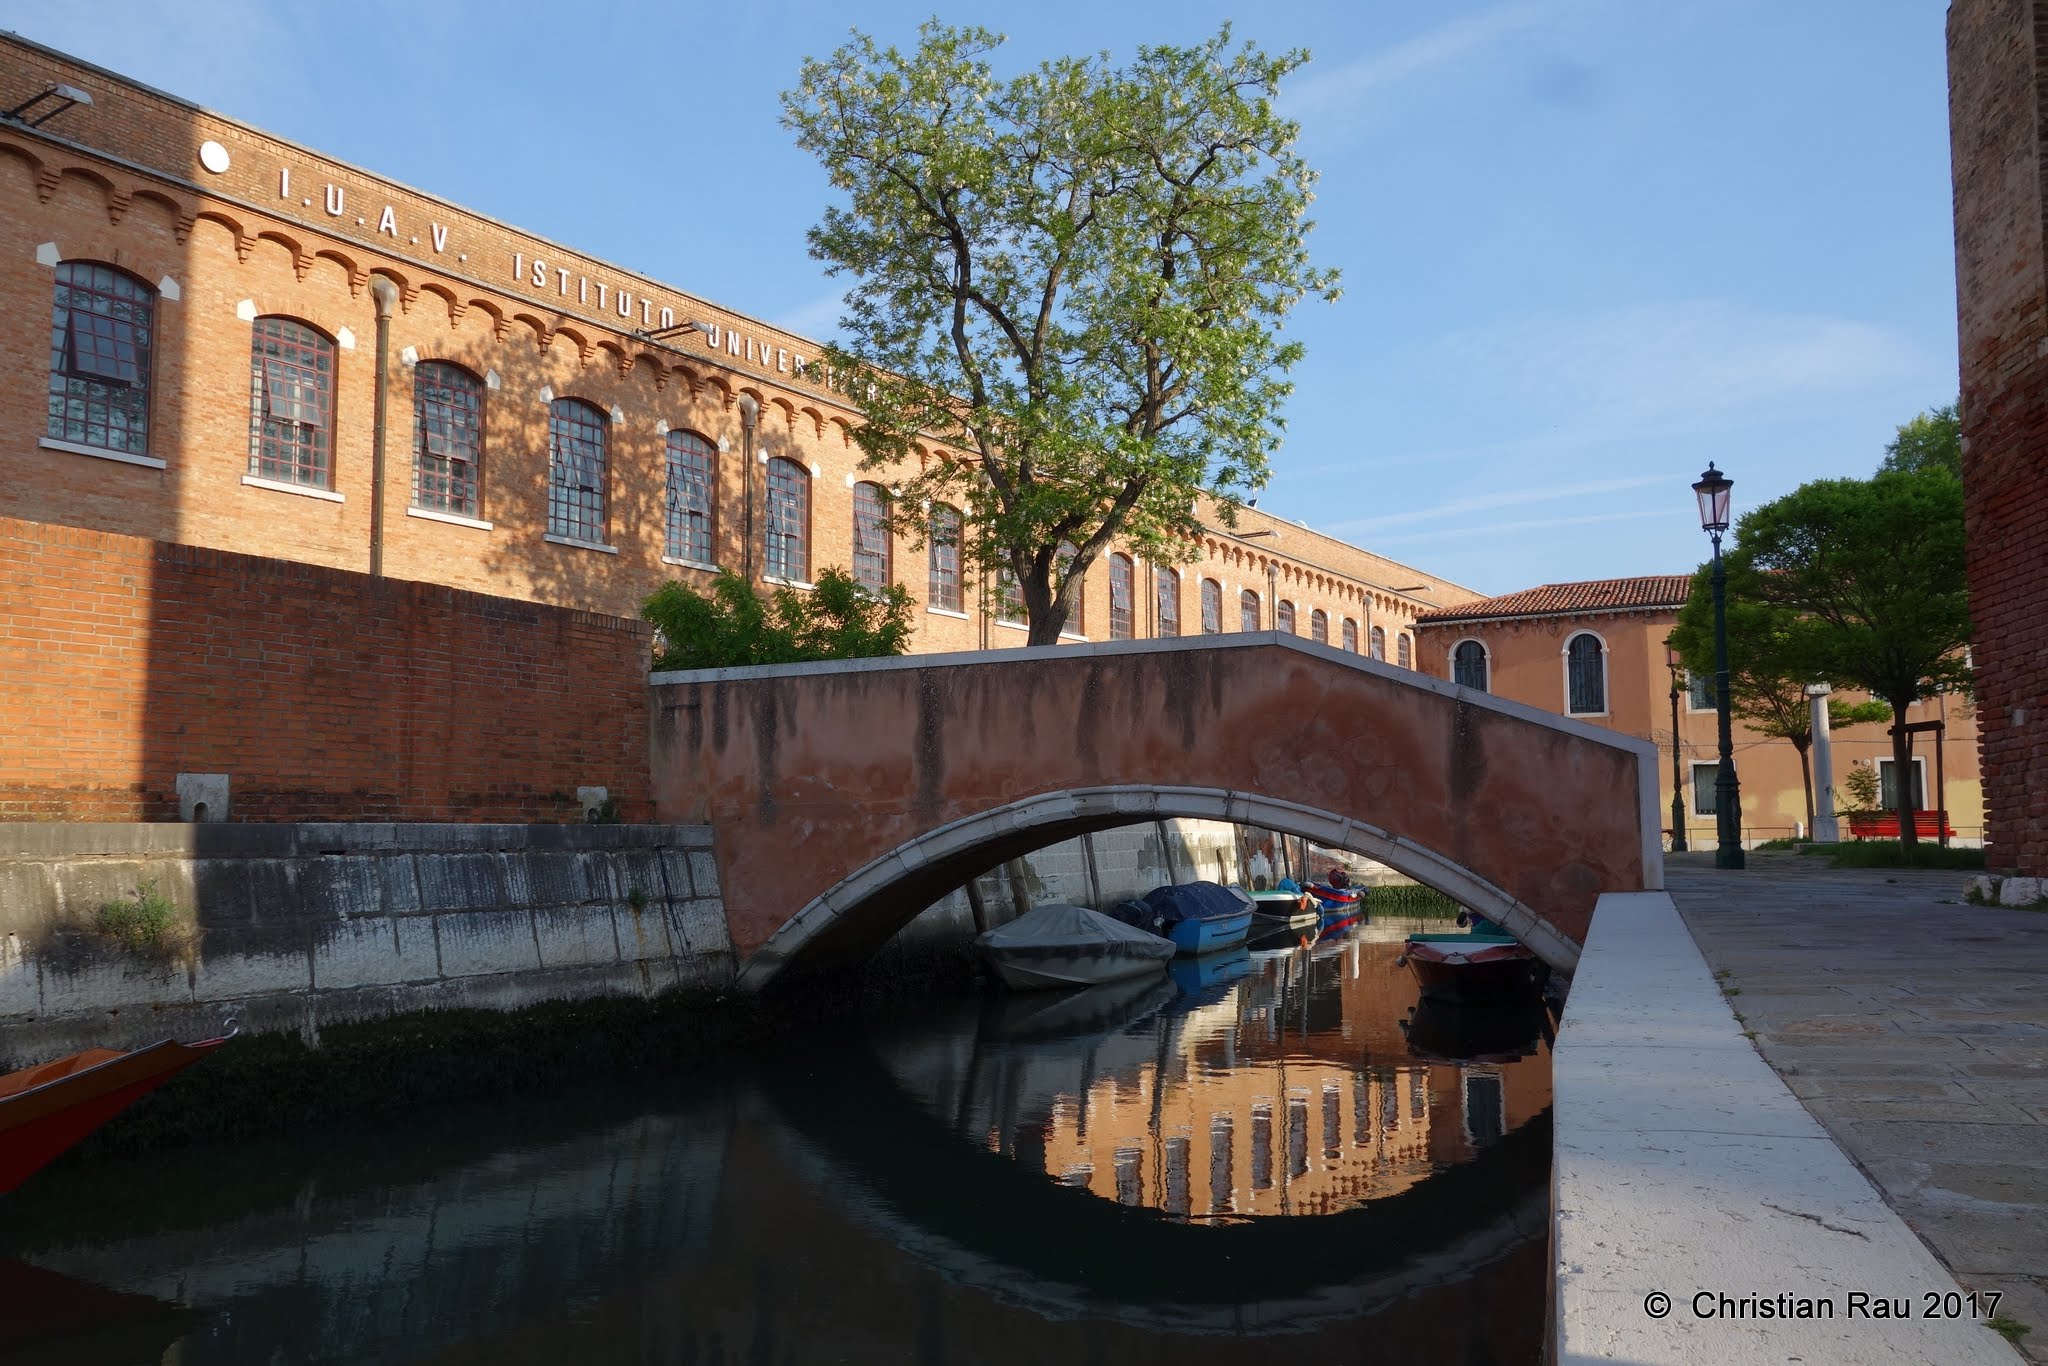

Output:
xmin=0 ymin=1029 xmax=234 ymax=1194
xmin=1400 ymin=937 xmax=1542 ymax=1003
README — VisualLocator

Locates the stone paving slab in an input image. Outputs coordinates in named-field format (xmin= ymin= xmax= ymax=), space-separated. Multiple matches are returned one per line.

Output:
xmin=1671 ymin=853 xmax=2048 ymax=1363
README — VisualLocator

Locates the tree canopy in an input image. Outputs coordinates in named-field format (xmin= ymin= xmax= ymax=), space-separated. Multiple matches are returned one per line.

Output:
xmin=644 ymin=569 xmax=914 ymax=671
xmin=782 ymin=22 xmax=1339 ymax=643
xmin=1880 ymin=401 xmax=1961 ymax=478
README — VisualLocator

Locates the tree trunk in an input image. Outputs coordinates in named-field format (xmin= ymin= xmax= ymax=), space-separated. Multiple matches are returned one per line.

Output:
xmin=1792 ymin=736 xmax=1815 ymax=837
xmin=1890 ymin=702 xmax=1919 ymax=855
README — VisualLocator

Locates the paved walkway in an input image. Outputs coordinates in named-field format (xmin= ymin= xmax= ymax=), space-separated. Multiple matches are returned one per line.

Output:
xmin=1669 ymin=852 xmax=2048 ymax=1362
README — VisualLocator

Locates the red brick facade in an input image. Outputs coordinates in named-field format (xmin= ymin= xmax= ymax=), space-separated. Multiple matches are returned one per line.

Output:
xmin=0 ymin=514 xmax=650 ymax=821
xmin=1950 ymin=0 xmax=2048 ymax=875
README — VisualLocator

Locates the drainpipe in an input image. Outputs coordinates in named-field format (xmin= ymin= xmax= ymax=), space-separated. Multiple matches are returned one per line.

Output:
xmin=738 ymin=394 xmax=759 ymax=582
xmin=367 ymin=277 xmax=399 ymax=579
xmin=1266 ymin=561 xmax=1278 ymax=629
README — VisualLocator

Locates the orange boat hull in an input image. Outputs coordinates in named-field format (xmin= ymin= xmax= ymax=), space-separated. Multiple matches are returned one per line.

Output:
xmin=0 ymin=1036 xmax=231 ymax=1194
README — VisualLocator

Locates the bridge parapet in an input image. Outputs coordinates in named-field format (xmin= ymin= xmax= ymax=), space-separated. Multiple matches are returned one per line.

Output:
xmin=649 ymin=635 xmax=1662 ymax=987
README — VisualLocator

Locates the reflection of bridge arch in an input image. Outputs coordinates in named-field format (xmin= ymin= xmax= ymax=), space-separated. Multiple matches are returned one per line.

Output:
xmin=739 ymin=785 xmax=1581 ymax=989
xmin=650 ymin=636 xmax=1663 ymax=988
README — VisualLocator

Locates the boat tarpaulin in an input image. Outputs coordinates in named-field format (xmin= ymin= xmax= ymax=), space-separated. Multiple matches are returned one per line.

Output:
xmin=1139 ymin=881 xmax=1252 ymax=924
xmin=982 ymin=903 xmax=1175 ymax=952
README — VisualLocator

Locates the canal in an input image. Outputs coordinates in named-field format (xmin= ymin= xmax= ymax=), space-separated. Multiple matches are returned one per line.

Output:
xmin=1 ymin=915 xmax=1553 ymax=1364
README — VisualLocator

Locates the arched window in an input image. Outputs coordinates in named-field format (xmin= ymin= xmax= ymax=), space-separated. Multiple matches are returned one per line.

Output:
xmin=1566 ymin=631 xmax=1608 ymax=714
xmin=412 ymin=362 xmax=483 ymax=517
xmin=851 ymin=481 xmax=891 ymax=590
xmin=928 ymin=504 xmax=963 ymax=611
xmin=1341 ymin=618 xmax=1359 ymax=652
xmin=1057 ymin=541 xmax=1084 ymax=635
xmin=250 ymin=316 xmax=335 ymax=488
xmin=49 ymin=261 xmax=154 ymax=457
xmin=1397 ymin=633 xmax=1412 ymax=669
xmin=1157 ymin=567 xmax=1181 ymax=637
xmin=546 ymin=398 xmax=608 ymax=543
xmin=664 ymin=430 xmax=716 ymax=565
xmin=1276 ymin=600 xmax=1296 ymax=634
xmin=1310 ymin=609 xmax=1329 ymax=644
xmin=1453 ymin=639 xmax=1490 ymax=693
xmin=765 ymin=456 xmax=810 ymax=582
xmin=1240 ymin=589 xmax=1261 ymax=632
xmin=1200 ymin=579 xmax=1223 ymax=634
xmin=1369 ymin=625 xmax=1386 ymax=661
xmin=996 ymin=566 xmax=1026 ymax=625
xmin=1109 ymin=554 xmax=1134 ymax=640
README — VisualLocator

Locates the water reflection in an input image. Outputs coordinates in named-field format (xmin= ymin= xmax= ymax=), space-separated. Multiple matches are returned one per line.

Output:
xmin=0 ymin=918 xmax=1552 ymax=1364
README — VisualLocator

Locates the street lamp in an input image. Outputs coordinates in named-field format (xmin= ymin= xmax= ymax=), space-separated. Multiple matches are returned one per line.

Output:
xmin=1693 ymin=462 xmax=1744 ymax=869
xmin=1665 ymin=644 xmax=1688 ymax=852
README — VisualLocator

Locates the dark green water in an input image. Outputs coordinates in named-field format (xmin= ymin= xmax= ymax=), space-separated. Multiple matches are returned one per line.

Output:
xmin=0 ymin=921 xmax=1552 ymax=1364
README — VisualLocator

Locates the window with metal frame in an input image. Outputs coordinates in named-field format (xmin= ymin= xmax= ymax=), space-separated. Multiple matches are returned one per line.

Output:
xmin=1200 ymin=578 xmax=1222 ymax=634
xmin=1453 ymin=640 xmax=1489 ymax=692
xmin=546 ymin=398 xmax=608 ymax=543
xmin=49 ymin=261 xmax=154 ymax=455
xmin=1687 ymin=671 xmax=1715 ymax=711
xmin=249 ymin=316 xmax=334 ymax=487
xmin=1310 ymin=609 xmax=1328 ymax=644
xmin=411 ymin=361 xmax=483 ymax=516
xmin=765 ymin=457 xmax=809 ymax=581
xmin=1240 ymin=589 xmax=1260 ymax=632
xmin=1109 ymin=554 xmax=1134 ymax=639
xmin=851 ymin=481 xmax=891 ymax=590
xmin=1566 ymin=632 xmax=1607 ymax=714
xmin=1341 ymin=618 xmax=1358 ymax=652
xmin=1369 ymin=625 xmax=1386 ymax=661
xmin=664 ymin=430 xmax=716 ymax=564
xmin=1398 ymin=633 xmax=1412 ymax=669
xmin=1156 ymin=567 xmax=1181 ymax=637
xmin=1276 ymin=600 xmax=1295 ymax=634
xmin=1691 ymin=761 xmax=1719 ymax=816
xmin=996 ymin=565 xmax=1026 ymax=625
xmin=928 ymin=504 xmax=963 ymax=611
xmin=1877 ymin=758 xmax=1927 ymax=813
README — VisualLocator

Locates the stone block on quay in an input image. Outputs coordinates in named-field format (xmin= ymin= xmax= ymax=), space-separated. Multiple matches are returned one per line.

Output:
xmin=190 ymin=857 xmax=289 ymax=926
xmin=688 ymin=851 xmax=721 ymax=898
xmin=294 ymin=856 xmax=386 ymax=921
xmin=35 ymin=953 xmax=194 ymax=1014
xmin=1998 ymin=877 xmax=2042 ymax=907
xmin=670 ymin=898 xmax=732 ymax=957
xmin=533 ymin=905 xmax=620 ymax=969
xmin=0 ymin=934 xmax=40 ymax=1017
xmin=174 ymin=773 xmax=230 ymax=823
xmin=190 ymin=935 xmax=313 ymax=1003
xmin=413 ymin=853 xmax=506 ymax=913
xmin=53 ymin=859 xmax=193 ymax=923
xmin=613 ymin=899 xmax=676 ymax=962
xmin=658 ymin=851 xmax=697 ymax=900
xmin=311 ymin=914 xmax=437 ymax=990
xmin=604 ymin=850 xmax=668 ymax=910
xmin=433 ymin=909 xmax=540 ymax=978
xmin=378 ymin=855 xmax=423 ymax=914
xmin=500 ymin=852 xmax=608 ymax=909
xmin=0 ymin=863 xmax=55 ymax=936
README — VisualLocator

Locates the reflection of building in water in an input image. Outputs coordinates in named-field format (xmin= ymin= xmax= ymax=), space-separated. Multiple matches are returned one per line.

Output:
xmin=1027 ymin=939 xmax=1549 ymax=1219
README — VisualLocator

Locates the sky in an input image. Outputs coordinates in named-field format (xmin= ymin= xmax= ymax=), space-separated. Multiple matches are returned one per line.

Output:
xmin=5 ymin=0 xmax=1960 ymax=596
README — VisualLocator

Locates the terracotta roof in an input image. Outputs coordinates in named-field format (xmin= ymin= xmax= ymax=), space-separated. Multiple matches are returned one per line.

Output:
xmin=1413 ymin=575 xmax=1692 ymax=626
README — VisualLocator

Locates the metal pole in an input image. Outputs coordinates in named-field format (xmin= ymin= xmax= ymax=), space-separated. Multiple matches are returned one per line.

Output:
xmin=1711 ymin=532 xmax=1745 ymax=869
xmin=1669 ymin=671 xmax=1688 ymax=852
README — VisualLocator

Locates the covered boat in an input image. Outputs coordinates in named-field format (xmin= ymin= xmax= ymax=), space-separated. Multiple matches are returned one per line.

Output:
xmin=978 ymin=904 xmax=1177 ymax=990
xmin=1111 ymin=881 xmax=1256 ymax=956
xmin=1 ymin=1029 xmax=235 ymax=1195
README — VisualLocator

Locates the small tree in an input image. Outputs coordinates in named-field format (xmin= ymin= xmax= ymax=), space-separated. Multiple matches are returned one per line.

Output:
xmin=1880 ymin=401 xmax=1960 ymax=478
xmin=644 ymin=569 xmax=914 ymax=671
xmin=1668 ymin=594 xmax=1887 ymax=835
xmin=1719 ymin=466 xmax=1970 ymax=853
xmin=782 ymin=23 xmax=1339 ymax=644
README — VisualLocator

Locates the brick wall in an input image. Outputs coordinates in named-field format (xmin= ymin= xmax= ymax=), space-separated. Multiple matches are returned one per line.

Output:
xmin=0 ymin=515 xmax=651 ymax=821
xmin=1950 ymin=0 xmax=2048 ymax=876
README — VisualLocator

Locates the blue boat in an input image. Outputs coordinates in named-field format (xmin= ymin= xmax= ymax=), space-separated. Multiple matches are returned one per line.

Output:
xmin=1109 ymin=882 xmax=1256 ymax=956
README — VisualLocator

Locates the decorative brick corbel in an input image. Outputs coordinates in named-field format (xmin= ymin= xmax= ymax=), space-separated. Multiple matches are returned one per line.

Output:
xmin=105 ymin=189 xmax=132 ymax=225
xmin=34 ymin=167 xmax=59 ymax=202
xmin=174 ymin=213 xmax=196 ymax=244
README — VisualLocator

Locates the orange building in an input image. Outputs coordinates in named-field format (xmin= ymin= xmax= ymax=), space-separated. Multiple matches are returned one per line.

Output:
xmin=1411 ymin=578 xmax=1984 ymax=847
xmin=0 ymin=34 xmax=1475 ymax=664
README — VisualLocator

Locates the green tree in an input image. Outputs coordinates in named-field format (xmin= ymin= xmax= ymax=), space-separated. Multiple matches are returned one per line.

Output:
xmin=1667 ymin=599 xmax=1888 ymax=836
xmin=1716 ymin=466 xmax=1971 ymax=852
xmin=1880 ymin=402 xmax=1961 ymax=478
xmin=644 ymin=569 xmax=914 ymax=671
xmin=782 ymin=22 xmax=1339 ymax=644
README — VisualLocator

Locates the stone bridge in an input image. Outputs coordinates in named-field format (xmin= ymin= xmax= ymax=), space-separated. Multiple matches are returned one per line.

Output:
xmin=649 ymin=635 xmax=1664 ymax=989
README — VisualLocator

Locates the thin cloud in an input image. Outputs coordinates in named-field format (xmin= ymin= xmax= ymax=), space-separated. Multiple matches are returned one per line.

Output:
xmin=1324 ymin=474 xmax=1667 ymax=537
xmin=1286 ymin=0 xmax=1576 ymax=118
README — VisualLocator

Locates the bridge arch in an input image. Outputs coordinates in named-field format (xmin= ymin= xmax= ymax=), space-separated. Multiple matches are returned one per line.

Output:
xmin=650 ymin=635 xmax=1662 ymax=989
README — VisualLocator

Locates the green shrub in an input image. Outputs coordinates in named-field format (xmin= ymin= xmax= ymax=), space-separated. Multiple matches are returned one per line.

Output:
xmin=1823 ymin=842 xmax=1985 ymax=871
xmin=92 ymin=879 xmax=193 ymax=957
xmin=644 ymin=567 xmax=914 ymax=670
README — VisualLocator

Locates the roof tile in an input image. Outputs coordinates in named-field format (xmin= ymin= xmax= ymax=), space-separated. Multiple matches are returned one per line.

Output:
xmin=1413 ymin=575 xmax=1692 ymax=626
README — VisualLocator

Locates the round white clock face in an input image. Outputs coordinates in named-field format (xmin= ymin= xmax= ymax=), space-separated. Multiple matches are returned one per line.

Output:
xmin=198 ymin=140 xmax=231 ymax=174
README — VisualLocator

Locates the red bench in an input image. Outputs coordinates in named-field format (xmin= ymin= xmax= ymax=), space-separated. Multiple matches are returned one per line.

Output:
xmin=1845 ymin=810 xmax=1956 ymax=840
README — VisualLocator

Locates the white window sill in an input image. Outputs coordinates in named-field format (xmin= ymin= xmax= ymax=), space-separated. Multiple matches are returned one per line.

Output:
xmin=996 ymin=619 xmax=1029 ymax=632
xmin=407 ymin=505 xmax=492 ymax=531
xmin=662 ymin=555 xmax=723 ymax=573
xmin=1059 ymin=631 xmax=1087 ymax=641
xmin=764 ymin=575 xmax=815 ymax=590
xmin=40 ymin=436 xmax=167 ymax=469
xmin=242 ymin=473 xmax=343 ymax=503
xmin=926 ymin=606 xmax=969 ymax=620
xmin=544 ymin=533 xmax=618 ymax=555
xmin=1568 ymin=709 xmax=1611 ymax=719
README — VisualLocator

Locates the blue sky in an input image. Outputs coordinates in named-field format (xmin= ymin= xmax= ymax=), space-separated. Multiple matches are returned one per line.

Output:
xmin=9 ymin=0 xmax=1958 ymax=595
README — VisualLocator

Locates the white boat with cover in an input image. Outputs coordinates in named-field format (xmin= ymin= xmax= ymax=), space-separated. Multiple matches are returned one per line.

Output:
xmin=978 ymin=904 xmax=1178 ymax=990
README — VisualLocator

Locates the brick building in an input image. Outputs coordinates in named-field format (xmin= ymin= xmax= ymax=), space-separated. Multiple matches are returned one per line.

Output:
xmin=1412 ymin=577 xmax=1985 ymax=848
xmin=1948 ymin=1 xmax=2048 ymax=878
xmin=0 ymin=34 xmax=1475 ymax=662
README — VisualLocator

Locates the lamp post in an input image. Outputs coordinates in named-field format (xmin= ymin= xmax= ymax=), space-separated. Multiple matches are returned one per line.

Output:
xmin=1666 ymin=645 xmax=1688 ymax=852
xmin=1693 ymin=462 xmax=1744 ymax=869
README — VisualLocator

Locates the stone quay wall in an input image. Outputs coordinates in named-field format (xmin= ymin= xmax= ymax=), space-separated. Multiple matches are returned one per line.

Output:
xmin=0 ymin=822 xmax=729 ymax=1063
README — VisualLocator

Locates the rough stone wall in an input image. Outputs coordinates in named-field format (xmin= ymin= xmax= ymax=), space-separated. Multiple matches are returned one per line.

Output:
xmin=0 ymin=823 xmax=728 ymax=1062
xmin=0 ymin=515 xmax=651 ymax=821
xmin=1950 ymin=0 xmax=2048 ymax=875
